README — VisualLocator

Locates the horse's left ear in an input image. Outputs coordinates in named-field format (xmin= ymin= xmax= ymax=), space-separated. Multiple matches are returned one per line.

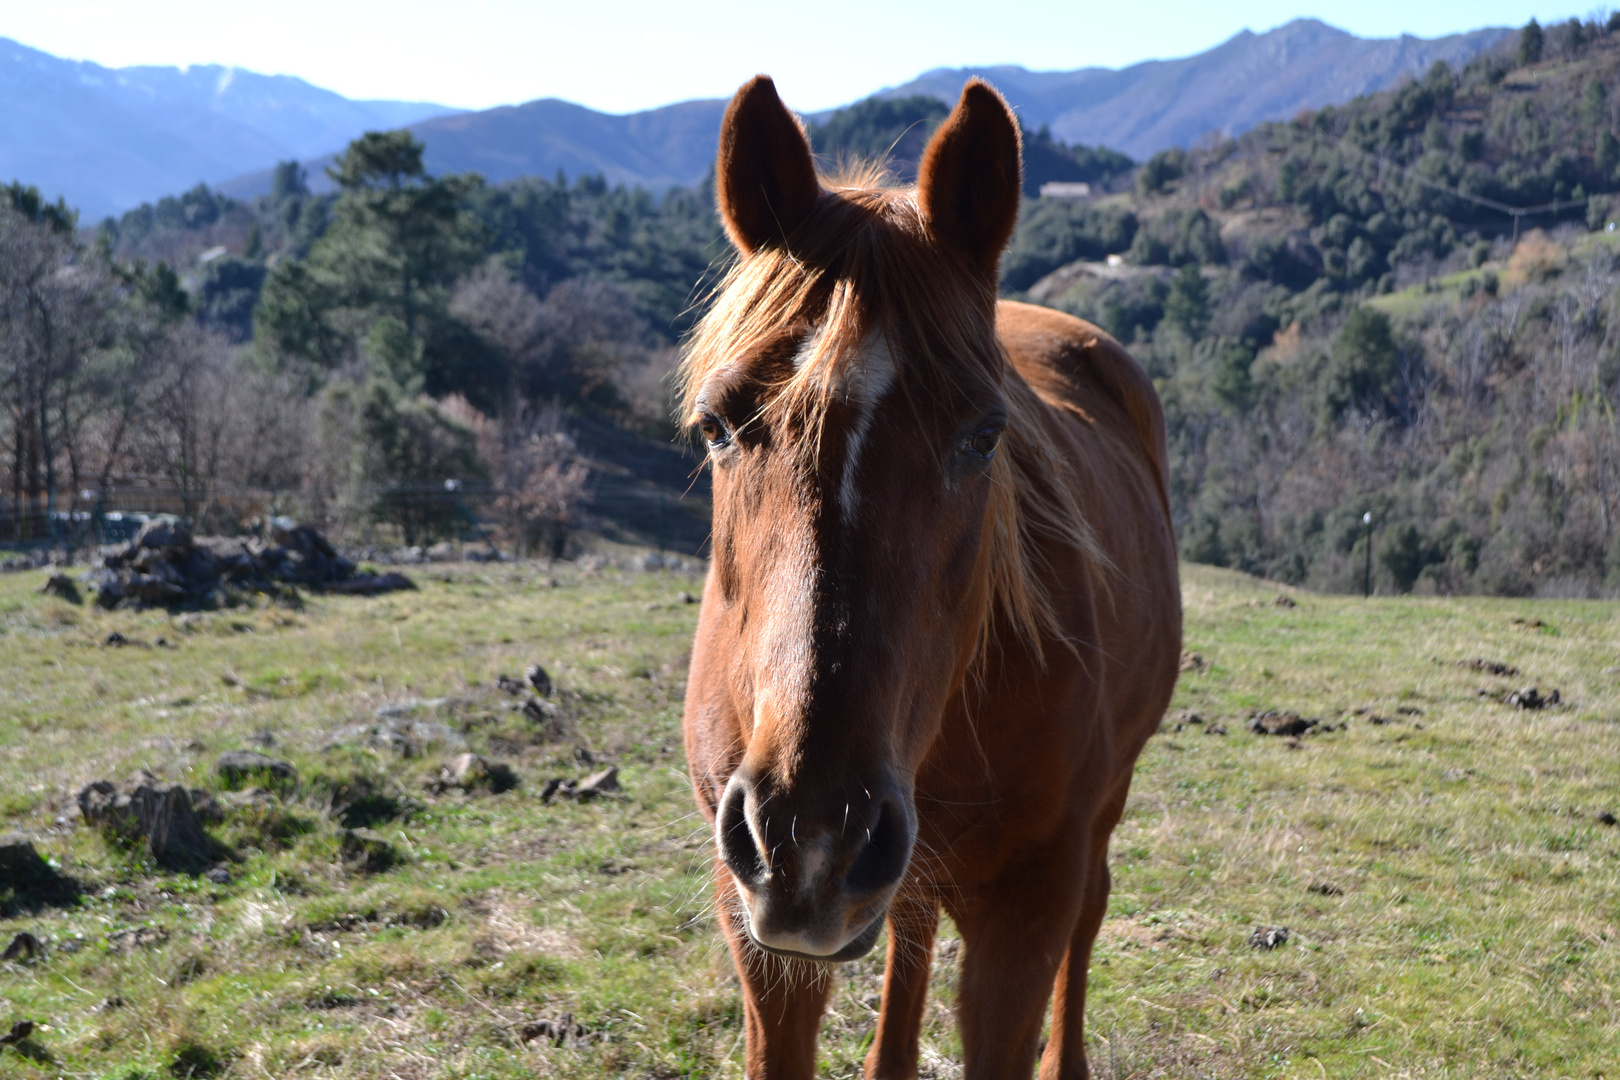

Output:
xmin=917 ymin=79 xmax=1022 ymax=276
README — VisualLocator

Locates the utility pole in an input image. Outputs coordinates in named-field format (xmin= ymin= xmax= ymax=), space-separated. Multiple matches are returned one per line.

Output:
xmin=1363 ymin=511 xmax=1374 ymax=598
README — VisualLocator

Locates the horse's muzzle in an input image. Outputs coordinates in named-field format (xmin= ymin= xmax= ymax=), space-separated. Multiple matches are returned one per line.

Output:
xmin=716 ymin=773 xmax=913 ymax=960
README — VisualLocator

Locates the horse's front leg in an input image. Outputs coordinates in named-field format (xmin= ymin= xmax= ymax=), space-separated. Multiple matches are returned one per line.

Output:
xmin=865 ymin=890 xmax=940 ymax=1079
xmin=950 ymin=847 xmax=1086 ymax=1080
xmin=716 ymin=872 xmax=833 ymax=1080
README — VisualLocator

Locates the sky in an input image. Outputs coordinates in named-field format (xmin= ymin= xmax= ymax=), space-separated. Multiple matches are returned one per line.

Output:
xmin=1 ymin=1 xmax=1598 ymax=114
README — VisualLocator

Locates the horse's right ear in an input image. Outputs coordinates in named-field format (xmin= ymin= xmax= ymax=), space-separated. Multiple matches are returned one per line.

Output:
xmin=716 ymin=76 xmax=820 ymax=255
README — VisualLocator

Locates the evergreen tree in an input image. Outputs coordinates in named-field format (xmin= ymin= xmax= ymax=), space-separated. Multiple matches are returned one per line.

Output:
xmin=1519 ymin=19 xmax=1544 ymax=66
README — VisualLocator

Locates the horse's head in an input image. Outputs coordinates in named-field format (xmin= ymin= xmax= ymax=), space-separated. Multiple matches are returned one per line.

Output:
xmin=683 ymin=76 xmax=1041 ymax=960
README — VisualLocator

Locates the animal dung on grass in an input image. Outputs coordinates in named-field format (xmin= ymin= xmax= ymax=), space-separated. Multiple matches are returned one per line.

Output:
xmin=525 ymin=663 xmax=553 ymax=697
xmin=1248 ymin=925 xmax=1290 ymax=950
xmin=1504 ymin=686 xmax=1560 ymax=710
xmin=540 ymin=766 xmax=621 ymax=803
xmin=1456 ymin=658 xmax=1519 ymax=677
xmin=1248 ymin=710 xmax=1318 ymax=737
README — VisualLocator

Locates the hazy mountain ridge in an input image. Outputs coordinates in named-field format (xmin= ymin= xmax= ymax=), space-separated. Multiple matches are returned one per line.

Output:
xmin=885 ymin=20 xmax=1515 ymax=158
xmin=4 ymin=19 xmax=1514 ymax=218
xmin=0 ymin=37 xmax=455 ymax=219
xmin=226 ymin=19 xmax=1514 ymax=201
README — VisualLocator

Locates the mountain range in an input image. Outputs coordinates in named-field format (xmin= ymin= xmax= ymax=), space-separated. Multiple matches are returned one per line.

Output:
xmin=1 ymin=19 xmax=1516 ymax=219
xmin=883 ymin=19 xmax=1513 ymax=159
xmin=0 ymin=37 xmax=455 ymax=219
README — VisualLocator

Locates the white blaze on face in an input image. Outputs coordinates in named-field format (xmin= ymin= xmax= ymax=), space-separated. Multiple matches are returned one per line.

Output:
xmin=792 ymin=328 xmax=898 ymax=524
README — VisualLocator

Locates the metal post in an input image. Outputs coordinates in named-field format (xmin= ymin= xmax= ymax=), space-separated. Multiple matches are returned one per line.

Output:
xmin=1363 ymin=511 xmax=1373 ymax=597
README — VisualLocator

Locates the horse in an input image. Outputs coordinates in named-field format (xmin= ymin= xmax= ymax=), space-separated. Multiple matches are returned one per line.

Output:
xmin=678 ymin=74 xmax=1181 ymax=1080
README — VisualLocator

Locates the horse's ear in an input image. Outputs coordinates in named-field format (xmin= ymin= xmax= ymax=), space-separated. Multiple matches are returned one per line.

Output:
xmin=716 ymin=76 xmax=820 ymax=255
xmin=916 ymin=79 xmax=1022 ymax=275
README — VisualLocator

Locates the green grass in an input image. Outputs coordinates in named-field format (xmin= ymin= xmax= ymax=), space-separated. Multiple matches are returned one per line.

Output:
xmin=2 ymin=560 xmax=1618 ymax=1077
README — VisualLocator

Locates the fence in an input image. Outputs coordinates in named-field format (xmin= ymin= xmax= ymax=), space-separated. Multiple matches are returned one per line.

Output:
xmin=0 ymin=477 xmax=712 ymax=559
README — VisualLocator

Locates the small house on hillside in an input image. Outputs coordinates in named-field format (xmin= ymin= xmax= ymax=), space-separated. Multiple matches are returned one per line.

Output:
xmin=1039 ymin=181 xmax=1092 ymax=200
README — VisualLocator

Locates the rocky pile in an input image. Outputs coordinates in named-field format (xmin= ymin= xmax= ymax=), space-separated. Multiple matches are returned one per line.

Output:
xmin=84 ymin=518 xmax=414 ymax=609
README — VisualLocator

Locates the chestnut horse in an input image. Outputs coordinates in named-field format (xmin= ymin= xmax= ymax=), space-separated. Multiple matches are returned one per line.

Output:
xmin=680 ymin=75 xmax=1181 ymax=1080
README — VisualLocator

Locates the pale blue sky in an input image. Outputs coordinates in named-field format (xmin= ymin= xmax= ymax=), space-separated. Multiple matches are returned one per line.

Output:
xmin=3 ymin=1 xmax=1597 ymax=114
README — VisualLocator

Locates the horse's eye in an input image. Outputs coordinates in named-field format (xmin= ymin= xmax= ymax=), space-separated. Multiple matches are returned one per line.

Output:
xmin=698 ymin=412 xmax=731 ymax=449
xmin=962 ymin=425 xmax=1002 ymax=460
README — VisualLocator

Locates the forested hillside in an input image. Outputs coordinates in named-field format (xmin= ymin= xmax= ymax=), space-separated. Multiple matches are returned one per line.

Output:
xmin=10 ymin=15 xmax=1620 ymax=596
xmin=1016 ymin=15 xmax=1620 ymax=595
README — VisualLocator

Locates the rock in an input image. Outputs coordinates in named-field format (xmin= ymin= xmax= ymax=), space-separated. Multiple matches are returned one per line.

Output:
xmin=205 ymin=867 xmax=231 ymax=885
xmin=576 ymin=767 xmax=620 ymax=799
xmin=187 ymin=789 xmax=226 ymax=825
xmin=426 ymin=541 xmax=458 ymax=562
xmin=520 ymin=1014 xmax=586 ymax=1047
xmin=0 ymin=1020 xmax=35 ymax=1046
xmin=2 ymin=931 xmax=43 ymax=961
xmin=1205 ymin=723 xmax=1228 ymax=736
xmin=1505 ymin=686 xmax=1560 ymax=710
xmin=495 ymin=674 xmax=527 ymax=696
xmin=1248 ymin=710 xmax=1318 ymax=737
xmin=434 ymin=753 xmax=519 ymax=794
xmin=1248 ymin=925 xmax=1290 ymax=950
xmin=106 ymin=927 xmax=167 ymax=951
xmin=87 ymin=519 xmax=406 ymax=608
xmin=525 ymin=664 xmax=553 ymax=697
xmin=375 ymin=699 xmax=449 ymax=720
xmin=77 ymin=777 xmax=217 ymax=871
xmin=1273 ymin=595 xmax=1297 ymax=608
xmin=1178 ymin=651 xmax=1208 ymax=674
xmin=340 ymin=829 xmax=396 ymax=873
xmin=1598 ymin=811 xmax=1617 ymax=826
xmin=0 ymin=835 xmax=63 ymax=888
xmin=323 ymin=571 xmax=415 ymax=595
xmin=216 ymin=750 xmax=297 ymax=786
xmin=39 ymin=572 xmax=81 ymax=604
xmin=104 ymin=631 xmax=140 ymax=647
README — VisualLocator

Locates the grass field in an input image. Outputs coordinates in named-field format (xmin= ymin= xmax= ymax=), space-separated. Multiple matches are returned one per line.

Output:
xmin=2 ymin=558 xmax=1618 ymax=1079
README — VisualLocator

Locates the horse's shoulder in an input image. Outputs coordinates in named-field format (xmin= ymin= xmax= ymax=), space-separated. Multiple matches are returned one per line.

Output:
xmin=995 ymin=300 xmax=1169 ymax=501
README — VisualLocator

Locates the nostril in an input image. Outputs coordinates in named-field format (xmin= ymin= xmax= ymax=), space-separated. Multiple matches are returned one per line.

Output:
xmin=717 ymin=780 xmax=767 ymax=884
xmin=845 ymin=792 xmax=914 ymax=893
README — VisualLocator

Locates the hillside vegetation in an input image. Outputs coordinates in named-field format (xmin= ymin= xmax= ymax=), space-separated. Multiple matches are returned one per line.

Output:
xmin=2 ymin=562 xmax=1617 ymax=1077
xmin=12 ymin=17 xmax=1620 ymax=597
xmin=1017 ymin=16 xmax=1620 ymax=596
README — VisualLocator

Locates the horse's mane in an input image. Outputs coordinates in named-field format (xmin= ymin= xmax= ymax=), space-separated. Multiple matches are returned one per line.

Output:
xmin=678 ymin=168 xmax=1100 ymax=664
